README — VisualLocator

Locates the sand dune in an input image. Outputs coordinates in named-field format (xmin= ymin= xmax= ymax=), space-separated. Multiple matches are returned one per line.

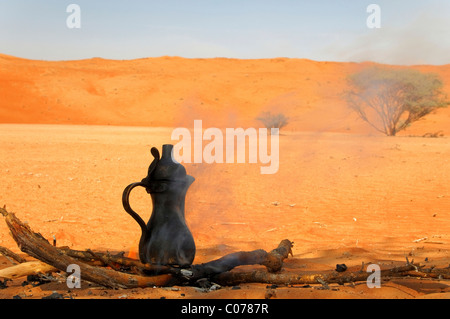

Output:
xmin=0 ymin=54 xmax=449 ymax=300
xmin=1 ymin=53 xmax=449 ymax=135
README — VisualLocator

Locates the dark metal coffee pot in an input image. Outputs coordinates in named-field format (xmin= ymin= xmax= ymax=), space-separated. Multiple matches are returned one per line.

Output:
xmin=122 ymin=144 xmax=196 ymax=267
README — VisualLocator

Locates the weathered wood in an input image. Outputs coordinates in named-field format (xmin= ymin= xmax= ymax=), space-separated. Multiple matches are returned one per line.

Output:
xmin=0 ymin=245 xmax=27 ymax=264
xmin=262 ymin=239 xmax=293 ymax=272
xmin=58 ymin=247 xmax=176 ymax=275
xmin=0 ymin=261 xmax=57 ymax=280
xmin=403 ymin=269 xmax=450 ymax=280
xmin=3 ymin=206 xmax=448 ymax=289
xmin=0 ymin=207 xmax=174 ymax=288
xmin=190 ymin=249 xmax=268 ymax=280
xmin=212 ymin=263 xmax=440 ymax=286
xmin=0 ymin=207 xmax=296 ymax=288
xmin=186 ymin=240 xmax=293 ymax=283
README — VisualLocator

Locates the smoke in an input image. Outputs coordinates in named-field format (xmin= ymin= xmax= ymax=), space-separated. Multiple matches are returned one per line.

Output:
xmin=170 ymin=99 xmax=240 ymax=245
xmin=323 ymin=5 xmax=450 ymax=65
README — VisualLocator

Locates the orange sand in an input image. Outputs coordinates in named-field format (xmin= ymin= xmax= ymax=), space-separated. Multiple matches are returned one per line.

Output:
xmin=0 ymin=54 xmax=449 ymax=299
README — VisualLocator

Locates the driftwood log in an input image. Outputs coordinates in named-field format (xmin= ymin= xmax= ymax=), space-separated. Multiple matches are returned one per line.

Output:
xmin=0 ymin=261 xmax=57 ymax=280
xmin=1 ymin=206 xmax=450 ymax=289
xmin=1 ymin=207 xmax=174 ymax=288
xmin=214 ymin=263 xmax=420 ymax=286
xmin=0 ymin=246 xmax=27 ymax=264
xmin=0 ymin=207 xmax=293 ymax=288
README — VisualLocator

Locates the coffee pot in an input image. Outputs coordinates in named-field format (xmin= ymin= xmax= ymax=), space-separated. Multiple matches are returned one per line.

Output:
xmin=122 ymin=144 xmax=196 ymax=267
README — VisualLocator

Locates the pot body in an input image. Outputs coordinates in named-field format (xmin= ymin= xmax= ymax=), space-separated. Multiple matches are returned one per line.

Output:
xmin=122 ymin=144 xmax=196 ymax=267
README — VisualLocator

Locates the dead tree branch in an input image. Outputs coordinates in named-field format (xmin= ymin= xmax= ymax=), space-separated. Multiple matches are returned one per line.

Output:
xmin=2 ymin=206 xmax=449 ymax=289
xmin=0 ymin=207 xmax=174 ymax=288
xmin=212 ymin=262 xmax=450 ymax=287
xmin=0 ymin=261 xmax=57 ymax=280
xmin=0 ymin=207 xmax=294 ymax=288
xmin=186 ymin=240 xmax=294 ymax=283
xmin=0 ymin=245 xmax=27 ymax=264
xmin=58 ymin=247 xmax=176 ymax=275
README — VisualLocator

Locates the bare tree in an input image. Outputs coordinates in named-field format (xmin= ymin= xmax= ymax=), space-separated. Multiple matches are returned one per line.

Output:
xmin=345 ymin=66 xmax=448 ymax=136
xmin=256 ymin=111 xmax=289 ymax=131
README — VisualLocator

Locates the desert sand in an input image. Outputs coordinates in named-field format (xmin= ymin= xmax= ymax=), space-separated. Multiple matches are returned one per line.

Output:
xmin=0 ymin=54 xmax=449 ymax=299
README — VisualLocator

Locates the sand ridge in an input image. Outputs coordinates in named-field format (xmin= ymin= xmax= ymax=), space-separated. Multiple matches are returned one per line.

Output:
xmin=0 ymin=54 xmax=449 ymax=299
xmin=1 ymin=54 xmax=450 ymax=135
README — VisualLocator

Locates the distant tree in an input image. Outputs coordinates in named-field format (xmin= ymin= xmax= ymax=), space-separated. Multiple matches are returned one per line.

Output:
xmin=256 ymin=111 xmax=289 ymax=131
xmin=345 ymin=66 xmax=448 ymax=136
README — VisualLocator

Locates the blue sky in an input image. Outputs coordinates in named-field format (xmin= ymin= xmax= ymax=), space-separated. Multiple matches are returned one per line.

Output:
xmin=0 ymin=0 xmax=449 ymax=64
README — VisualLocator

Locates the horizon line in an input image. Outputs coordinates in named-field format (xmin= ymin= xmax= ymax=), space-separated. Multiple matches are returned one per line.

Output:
xmin=1 ymin=52 xmax=449 ymax=68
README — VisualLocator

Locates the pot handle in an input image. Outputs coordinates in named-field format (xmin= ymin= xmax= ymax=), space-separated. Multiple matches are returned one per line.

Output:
xmin=122 ymin=182 xmax=148 ymax=233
